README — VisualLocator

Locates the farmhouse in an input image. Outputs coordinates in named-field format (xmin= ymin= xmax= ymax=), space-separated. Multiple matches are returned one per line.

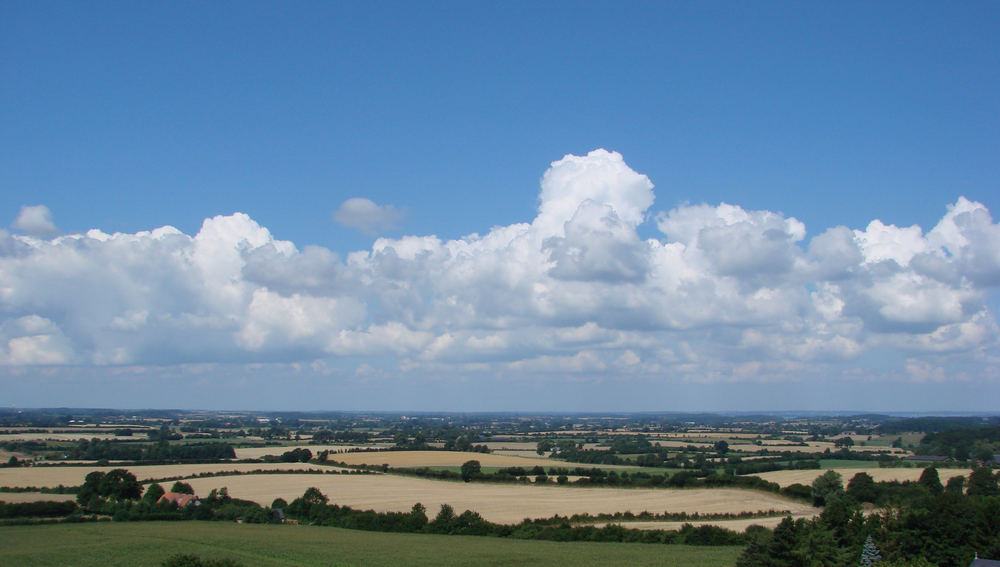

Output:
xmin=158 ymin=492 xmax=201 ymax=507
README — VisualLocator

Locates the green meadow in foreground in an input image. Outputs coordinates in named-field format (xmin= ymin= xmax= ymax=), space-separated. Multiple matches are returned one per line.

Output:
xmin=0 ymin=521 xmax=742 ymax=567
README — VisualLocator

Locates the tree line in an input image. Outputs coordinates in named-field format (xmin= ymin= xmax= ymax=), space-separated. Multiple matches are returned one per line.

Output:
xmin=737 ymin=466 xmax=1000 ymax=567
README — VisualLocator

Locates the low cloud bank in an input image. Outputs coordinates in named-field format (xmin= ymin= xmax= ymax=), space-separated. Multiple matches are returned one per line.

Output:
xmin=2 ymin=150 xmax=998 ymax=386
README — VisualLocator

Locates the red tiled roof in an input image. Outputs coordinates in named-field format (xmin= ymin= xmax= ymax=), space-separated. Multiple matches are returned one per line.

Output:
xmin=158 ymin=492 xmax=200 ymax=507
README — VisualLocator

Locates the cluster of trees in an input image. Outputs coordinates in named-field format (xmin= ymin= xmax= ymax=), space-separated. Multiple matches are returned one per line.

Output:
xmin=836 ymin=466 xmax=999 ymax=508
xmin=309 ymin=429 xmax=370 ymax=444
xmin=917 ymin=425 xmax=1000 ymax=462
xmin=66 ymin=438 xmax=235 ymax=462
xmin=389 ymin=429 xmax=488 ymax=453
xmin=880 ymin=417 xmax=1000 ymax=436
xmin=737 ymin=467 xmax=1000 ymax=567
xmin=76 ymin=469 xmax=143 ymax=505
xmin=262 ymin=447 xmax=312 ymax=463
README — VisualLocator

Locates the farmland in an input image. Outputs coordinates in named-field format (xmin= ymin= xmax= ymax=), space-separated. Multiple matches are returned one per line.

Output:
xmin=2 ymin=409 xmax=997 ymax=567
xmin=0 ymin=491 xmax=75 ymax=503
xmin=179 ymin=472 xmax=818 ymax=523
xmin=603 ymin=514 xmax=817 ymax=532
xmin=327 ymin=449 xmax=618 ymax=469
xmin=233 ymin=444 xmax=389 ymax=460
xmin=0 ymin=462 xmax=332 ymax=488
xmin=0 ymin=522 xmax=743 ymax=567
xmin=750 ymin=467 xmax=973 ymax=488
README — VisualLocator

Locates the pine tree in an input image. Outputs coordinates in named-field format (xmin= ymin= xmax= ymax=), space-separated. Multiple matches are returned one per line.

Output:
xmin=860 ymin=534 xmax=882 ymax=566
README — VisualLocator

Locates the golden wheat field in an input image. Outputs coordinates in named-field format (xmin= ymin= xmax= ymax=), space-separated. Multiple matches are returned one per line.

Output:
xmin=0 ymin=432 xmax=148 ymax=442
xmin=0 ymin=492 xmax=76 ymax=503
xmin=232 ymin=445 xmax=390 ymax=460
xmin=601 ymin=512 xmax=818 ymax=532
xmin=179 ymin=473 xmax=819 ymax=524
xmin=326 ymin=450 xmax=615 ymax=469
xmin=725 ymin=442 xmax=906 ymax=455
xmin=748 ymin=467 xmax=972 ymax=487
xmin=480 ymin=442 xmax=546 ymax=457
xmin=0 ymin=462 xmax=334 ymax=488
xmin=481 ymin=441 xmax=538 ymax=451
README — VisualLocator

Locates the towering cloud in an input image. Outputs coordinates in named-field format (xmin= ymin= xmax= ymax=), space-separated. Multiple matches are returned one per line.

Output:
xmin=1 ymin=150 xmax=997 ymax=391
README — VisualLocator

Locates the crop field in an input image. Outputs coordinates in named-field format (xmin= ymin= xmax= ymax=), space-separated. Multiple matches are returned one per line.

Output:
xmin=0 ymin=432 xmax=148 ymax=442
xmin=749 ymin=467 xmax=972 ymax=487
xmin=526 ymin=434 xmax=906 ymax=455
xmin=482 ymin=441 xmax=545 ymax=457
xmin=482 ymin=441 xmax=538 ymax=451
xmin=233 ymin=444 xmax=389 ymax=459
xmin=0 ymin=491 xmax=75 ymax=503
xmin=180 ymin=472 xmax=819 ymax=524
xmin=603 ymin=512 xmax=817 ymax=532
xmin=0 ymin=462 xmax=334 ymax=488
xmin=327 ymin=449 xmax=629 ymax=469
xmin=816 ymin=459 xmax=882 ymax=468
xmin=0 ymin=522 xmax=742 ymax=567
xmin=734 ymin=443 xmax=906 ymax=455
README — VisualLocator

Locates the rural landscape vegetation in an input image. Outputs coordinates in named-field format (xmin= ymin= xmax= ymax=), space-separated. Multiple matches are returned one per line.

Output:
xmin=1 ymin=409 xmax=998 ymax=566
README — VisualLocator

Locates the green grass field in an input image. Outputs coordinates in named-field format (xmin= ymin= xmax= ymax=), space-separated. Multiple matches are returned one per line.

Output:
xmin=0 ymin=521 xmax=742 ymax=567
xmin=862 ymin=433 xmax=924 ymax=447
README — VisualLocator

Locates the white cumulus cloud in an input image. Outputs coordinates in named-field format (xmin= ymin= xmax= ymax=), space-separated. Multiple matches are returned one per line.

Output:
xmin=12 ymin=205 xmax=58 ymax=237
xmin=1 ymin=150 xmax=998 ymax=396
xmin=333 ymin=198 xmax=403 ymax=235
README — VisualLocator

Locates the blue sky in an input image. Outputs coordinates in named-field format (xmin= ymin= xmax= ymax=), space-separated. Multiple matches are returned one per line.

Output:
xmin=1 ymin=2 xmax=999 ymax=411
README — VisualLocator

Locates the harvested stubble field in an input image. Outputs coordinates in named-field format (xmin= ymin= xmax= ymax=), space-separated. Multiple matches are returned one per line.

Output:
xmin=0 ymin=462 xmax=334 ymax=488
xmin=233 ymin=444 xmax=389 ymax=459
xmin=0 ymin=432 xmax=148 ymax=442
xmin=748 ymin=467 xmax=972 ymax=487
xmin=0 ymin=491 xmax=75 ymax=503
xmin=0 ymin=521 xmax=742 ymax=567
xmin=727 ymin=442 xmax=906 ymax=455
xmin=327 ymin=449 xmax=629 ymax=469
xmin=482 ymin=441 xmax=539 ymax=451
xmin=603 ymin=512 xmax=818 ymax=532
xmin=181 ymin=472 xmax=819 ymax=524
